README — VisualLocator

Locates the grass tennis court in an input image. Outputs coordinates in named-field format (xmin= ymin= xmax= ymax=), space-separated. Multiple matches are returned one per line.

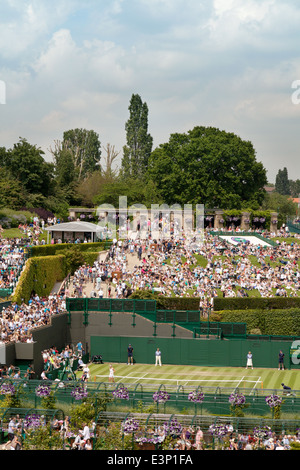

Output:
xmin=83 ymin=363 xmax=300 ymax=393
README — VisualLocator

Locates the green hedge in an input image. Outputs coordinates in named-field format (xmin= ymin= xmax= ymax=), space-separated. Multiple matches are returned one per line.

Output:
xmin=129 ymin=290 xmax=201 ymax=310
xmin=219 ymin=308 xmax=300 ymax=336
xmin=129 ymin=291 xmax=300 ymax=336
xmin=11 ymin=251 xmax=100 ymax=304
xmin=12 ymin=255 xmax=67 ymax=304
xmin=131 ymin=292 xmax=300 ymax=312
xmin=28 ymin=241 xmax=112 ymax=257
xmin=214 ymin=297 xmax=300 ymax=311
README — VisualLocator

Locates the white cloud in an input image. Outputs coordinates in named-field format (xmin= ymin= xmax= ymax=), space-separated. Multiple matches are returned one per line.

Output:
xmin=1 ymin=0 xmax=300 ymax=183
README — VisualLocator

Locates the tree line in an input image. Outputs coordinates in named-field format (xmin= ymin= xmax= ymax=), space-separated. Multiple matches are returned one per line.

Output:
xmin=0 ymin=93 xmax=298 ymax=221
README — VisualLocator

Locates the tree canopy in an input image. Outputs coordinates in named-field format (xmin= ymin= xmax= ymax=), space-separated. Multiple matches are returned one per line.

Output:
xmin=147 ymin=126 xmax=267 ymax=209
xmin=121 ymin=94 xmax=153 ymax=179
xmin=275 ymin=167 xmax=290 ymax=195
xmin=3 ymin=138 xmax=54 ymax=197
xmin=61 ymin=128 xmax=101 ymax=181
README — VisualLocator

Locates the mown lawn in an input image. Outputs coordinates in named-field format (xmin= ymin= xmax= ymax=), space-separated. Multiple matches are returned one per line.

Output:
xmin=85 ymin=363 xmax=300 ymax=392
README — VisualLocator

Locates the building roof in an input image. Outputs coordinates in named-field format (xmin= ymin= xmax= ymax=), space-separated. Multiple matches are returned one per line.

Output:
xmin=45 ymin=221 xmax=105 ymax=233
xmin=264 ymin=185 xmax=275 ymax=193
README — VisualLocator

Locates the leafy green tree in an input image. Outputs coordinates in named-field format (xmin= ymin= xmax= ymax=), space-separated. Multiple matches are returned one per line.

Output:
xmin=261 ymin=192 xmax=297 ymax=223
xmin=121 ymin=94 xmax=153 ymax=178
xmin=51 ymin=140 xmax=77 ymax=187
xmin=76 ymin=171 xmax=113 ymax=207
xmin=0 ymin=168 xmax=28 ymax=209
xmin=289 ymin=179 xmax=300 ymax=198
xmin=63 ymin=246 xmax=85 ymax=275
xmin=0 ymin=146 xmax=8 ymax=167
xmin=93 ymin=177 xmax=161 ymax=208
xmin=147 ymin=126 xmax=267 ymax=209
xmin=275 ymin=167 xmax=290 ymax=195
xmin=4 ymin=137 xmax=54 ymax=197
xmin=62 ymin=128 xmax=101 ymax=180
xmin=49 ymin=140 xmax=82 ymax=206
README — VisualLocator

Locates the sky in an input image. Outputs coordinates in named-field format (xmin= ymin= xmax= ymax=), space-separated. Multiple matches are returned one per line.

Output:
xmin=0 ymin=0 xmax=300 ymax=183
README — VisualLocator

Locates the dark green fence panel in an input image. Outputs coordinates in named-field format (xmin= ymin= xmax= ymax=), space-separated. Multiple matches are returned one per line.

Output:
xmin=67 ymin=298 xmax=157 ymax=314
xmin=193 ymin=321 xmax=246 ymax=338
xmin=98 ymin=299 xmax=112 ymax=311
xmin=90 ymin=335 xmax=294 ymax=368
xmin=86 ymin=298 xmax=101 ymax=311
xmin=0 ymin=288 xmax=13 ymax=298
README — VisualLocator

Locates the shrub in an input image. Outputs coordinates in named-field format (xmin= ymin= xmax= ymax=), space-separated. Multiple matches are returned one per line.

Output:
xmin=0 ymin=208 xmax=35 ymax=228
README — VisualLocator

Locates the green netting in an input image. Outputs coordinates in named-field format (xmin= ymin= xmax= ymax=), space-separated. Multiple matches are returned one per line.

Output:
xmin=66 ymin=298 xmax=157 ymax=313
xmin=193 ymin=321 xmax=246 ymax=338
xmin=0 ymin=288 xmax=13 ymax=298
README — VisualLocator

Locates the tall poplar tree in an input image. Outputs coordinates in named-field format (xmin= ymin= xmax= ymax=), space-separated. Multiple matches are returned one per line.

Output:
xmin=121 ymin=94 xmax=153 ymax=179
xmin=275 ymin=167 xmax=290 ymax=195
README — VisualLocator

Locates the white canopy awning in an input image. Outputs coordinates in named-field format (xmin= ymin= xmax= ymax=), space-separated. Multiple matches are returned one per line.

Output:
xmin=45 ymin=221 xmax=107 ymax=243
xmin=45 ymin=221 xmax=105 ymax=233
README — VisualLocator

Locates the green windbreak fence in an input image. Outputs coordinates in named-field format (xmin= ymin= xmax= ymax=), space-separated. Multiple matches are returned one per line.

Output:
xmin=66 ymin=298 xmax=157 ymax=314
xmin=156 ymin=310 xmax=200 ymax=323
xmin=66 ymin=298 xmax=247 ymax=338
xmin=193 ymin=322 xmax=247 ymax=338
xmin=0 ymin=288 xmax=13 ymax=299
xmin=90 ymin=335 xmax=297 ymax=368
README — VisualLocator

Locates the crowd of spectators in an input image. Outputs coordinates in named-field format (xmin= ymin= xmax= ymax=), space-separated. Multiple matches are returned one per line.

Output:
xmin=67 ymin=228 xmax=300 ymax=314
xmin=0 ymin=240 xmax=27 ymax=290
xmin=0 ymin=224 xmax=300 ymax=346
xmin=0 ymin=294 xmax=66 ymax=345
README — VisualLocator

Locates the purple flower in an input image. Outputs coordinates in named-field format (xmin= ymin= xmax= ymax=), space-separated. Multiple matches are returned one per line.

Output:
xmin=253 ymin=426 xmax=272 ymax=440
xmin=208 ymin=423 xmax=229 ymax=438
xmin=153 ymin=390 xmax=170 ymax=403
xmin=229 ymin=392 xmax=246 ymax=406
xmin=188 ymin=390 xmax=205 ymax=403
xmin=112 ymin=385 xmax=129 ymax=400
xmin=135 ymin=436 xmax=148 ymax=444
xmin=23 ymin=413 xmax=44 ymax=429
xmin=265 ymin=394 xmax=282 ymax=408
xmin=35 ymin=384 xmax=51 ymax=398
xmin=122 ymin=418 xmax=139 ymax=434
xmin=0 ymin=384 xmax=16 ymax=395
xmin=163 ymin=418 xmax=182 ymax=436
xmin=71 ymin=385 xmax=88 ymax=400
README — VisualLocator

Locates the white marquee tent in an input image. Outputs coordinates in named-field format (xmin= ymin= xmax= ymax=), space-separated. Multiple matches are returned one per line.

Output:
xmin=45 ymin=221 xmax=106 ymax=243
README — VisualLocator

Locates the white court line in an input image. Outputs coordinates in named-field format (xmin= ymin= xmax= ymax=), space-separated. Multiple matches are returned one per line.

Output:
xmin=115 ymin=371 xmax=135 ymax=384
xmin=250 ymin=376 xmax=262 ymax=395
xmin=95 ymin=375 xmax=261 ymax=384
xmin=132 ymin=373 xmax=148 ymax=384
xmin=236 ymin=375 xmax=245 ymax=389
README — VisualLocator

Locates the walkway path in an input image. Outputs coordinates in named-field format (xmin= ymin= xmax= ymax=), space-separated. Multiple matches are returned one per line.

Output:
xmin=67 ymin=250 xmax=140 ymax=299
